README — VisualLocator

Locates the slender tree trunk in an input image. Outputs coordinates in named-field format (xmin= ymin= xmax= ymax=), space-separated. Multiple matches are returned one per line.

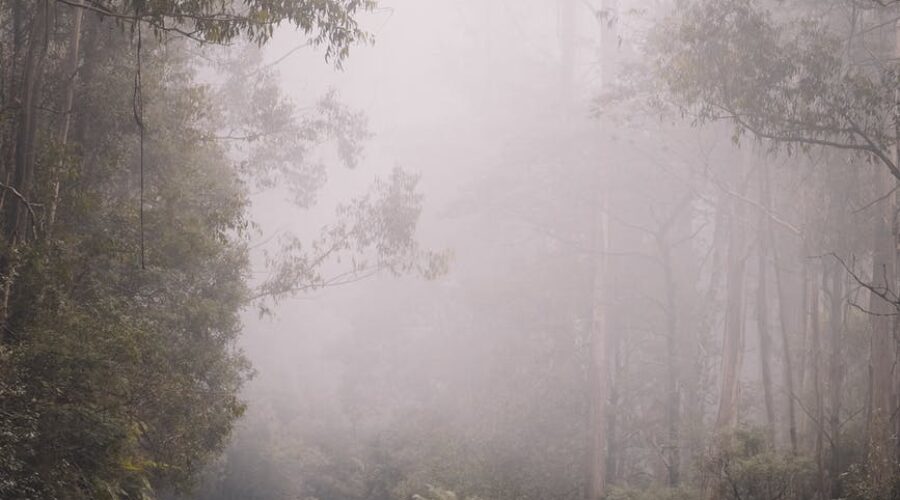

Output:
xmin=827 ymin=261 xmax=844 ymax=496
xmin=888 ymin=14 xmax=900 ymax=483
xmin=797 ymin=248 xmax=809 ymax=447
xmin=8 ymin=0 xmax=49 ymax=242
xmin=692 ymin=174 xmax=727 ymax=471
xmin=588 ymin=192 xmax=609 ymax=500
xmin=588 ymin=2 xmax=617 ymax=497
xmin=606 ymin=333 xmax=621 ymax=486
xmin=71 ymin=14 xmax=94 ymax=145
xmin=49 ymin=0 xmax=84 ymax=230
xmin=865 ymin=19 xmax=900 ymax=492
xmin=660 ymin=235 xmax=681 ymax=486
xmin=810 ymin=264 xmax=828 ymax=500
xmin=1 ymin=0 xmax=50 ymax=336
xmin=715 ymin=165 xmax=748 ymax=435
xmin=756 ymin=207 xmax=777 ymax=447
xmin=1 ymin=1 xmax=25 ymax=213
xmin=869 ymin=178 xmax=895 ymax=496
xmin=761 ymin=159 xmax=799 ymax=454
xmin=772 ymin=258 xmax=799 ymax=455
xmin=706 ymin=165 xmax=748 ymax=500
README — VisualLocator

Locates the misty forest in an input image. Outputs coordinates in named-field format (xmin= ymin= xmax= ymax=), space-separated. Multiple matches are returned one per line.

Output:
xmin=4 ymin=0 xmax=900 ymax=499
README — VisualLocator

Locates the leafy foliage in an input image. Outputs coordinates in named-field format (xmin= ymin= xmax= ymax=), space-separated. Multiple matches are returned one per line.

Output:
xmin=705 ymin=429 xmax=816 ymax=500
xmin=258 ymin=167 xmax=450 ymax=304
xmin=413 ymin=484 xmax=487 ymax=500
xmin=0 ymin=17 xmax=251 ymax=497
xmin=72 ymin=0 xmax=376 ymax=63
xmin=0 ymin=0 xmax=442 ymax=498
xmin=654 ymin=0 xmax=900 ymax=176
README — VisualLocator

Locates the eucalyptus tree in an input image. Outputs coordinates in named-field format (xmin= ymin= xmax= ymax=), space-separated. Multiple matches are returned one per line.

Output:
xmin=0 ymin=1 xmax=444 ymax=498
xmin=654 ymin=0 xmax=900 ymax=496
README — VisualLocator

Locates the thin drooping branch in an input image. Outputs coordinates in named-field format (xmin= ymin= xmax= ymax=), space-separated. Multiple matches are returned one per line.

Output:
xmin=54 ymin=0 xmax=206 ymax=41
xmin=0 ymin=182 xmax=40 ymax=238
xmin=830 ymin=252 xmax=900 ymax=314
xmin=720 ymin=111 xmax=900 ymax=181
xmin=249 ymin=263 xmax=385 ymax=301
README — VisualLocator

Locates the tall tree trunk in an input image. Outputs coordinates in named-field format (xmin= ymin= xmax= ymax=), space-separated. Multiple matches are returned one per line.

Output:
xmin=810 ymin=263 xmax=828 ymax=499
xmin=49 ymin=0 xmax=84 ymax=230
xmin=868 ymin=173 xmax=895 ymax=495
xmin=588 ymin=190 xmax=609 ymax=500
xmin=1 ymin=1 xmax=25 ymax=213
xmin=714 ymin=165 xmax=748 ymax=434
xmin=1 ymin=0 xmax=50 ymax=336
xmin=660 ymin=234 xmax=681 ymax=486
xmin=797 ymin=246 xmax=809 ymax=447
xmin=756 ymin=199 xmax=777 ymax=447
xmin=588 ymin=2 xmax=617 ymax=497
xmin=7 ymin=0 xmax=49 ymax=242
xmin=888 ymin=14 xmax=900 ymax=484
xmin=762 ymin=158 xmax=799 ymax=454
xmin=772 ymin=253 xmax=799 ymax=455
xmin=865 ymin=19 xmax=900 ymax=492
xmin=706 ymin=162 xmax=748 ymax=500
xmin=827 ymin=260 xmax=844 ymax=496
xmin=606 ymin=332 xmax=621 ymax=487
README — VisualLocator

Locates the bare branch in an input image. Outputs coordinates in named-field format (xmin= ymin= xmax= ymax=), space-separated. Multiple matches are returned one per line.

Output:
xmin=0 ymin=182 xmax=41 ymax=238
xmin=830 ymin=252 xmax=900 ymax=314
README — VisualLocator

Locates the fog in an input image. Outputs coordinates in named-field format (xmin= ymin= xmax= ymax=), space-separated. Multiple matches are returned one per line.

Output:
xmin=2 ymin=0 xmax=899 ymax=499
xmin=229 ymin=2 xmax=636 ymax=497
xmin=212 ymin=1 xmax=900 ymax=498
